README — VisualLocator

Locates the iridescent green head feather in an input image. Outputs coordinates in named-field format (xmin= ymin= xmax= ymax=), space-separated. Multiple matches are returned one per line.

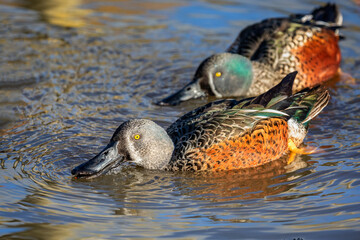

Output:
xmin=195 ymin=53 xmax=254 ymax=97
xmin=156 ymin=53 xmax=254 ymax=106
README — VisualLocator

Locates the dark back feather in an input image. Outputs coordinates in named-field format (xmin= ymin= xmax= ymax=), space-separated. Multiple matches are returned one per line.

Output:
xmin=165 ymin=72 xmax=330 ymax=167
xmin=249 ymin=71 xmax=297 ymax=106
xmin=227 ymin=3 xmax=342 ymax=63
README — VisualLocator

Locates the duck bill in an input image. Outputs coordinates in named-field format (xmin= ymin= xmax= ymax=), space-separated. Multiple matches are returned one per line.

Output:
xmin=71 ymin=141 xmax=124 ymax=179
xmin=156 ymin=80 xmax=206 ymax=106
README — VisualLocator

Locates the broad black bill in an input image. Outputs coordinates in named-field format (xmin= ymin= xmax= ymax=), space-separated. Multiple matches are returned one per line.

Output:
xmin=156 ymin=80 xmax=205 ymax=106
xmin=71 ymin=141 xmax=124 ymax=179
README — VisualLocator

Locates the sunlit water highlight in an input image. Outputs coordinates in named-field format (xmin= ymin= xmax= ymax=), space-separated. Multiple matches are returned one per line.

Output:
xmin=0 ymin=0 xmax=359 ymax=239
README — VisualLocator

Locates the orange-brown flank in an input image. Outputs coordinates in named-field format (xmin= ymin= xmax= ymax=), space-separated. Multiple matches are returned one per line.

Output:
xmin=292 ymin=29 xmax=341 ymax=91
xmin=194 ymin=118 xmax=289 ymax=170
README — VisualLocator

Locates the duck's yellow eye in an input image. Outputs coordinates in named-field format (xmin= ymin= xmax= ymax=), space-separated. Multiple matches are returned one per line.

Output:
xmin=215 ymin=72 xmax=222 ymax=77
xmin=134 ymin=134 xmax=140 ymax=140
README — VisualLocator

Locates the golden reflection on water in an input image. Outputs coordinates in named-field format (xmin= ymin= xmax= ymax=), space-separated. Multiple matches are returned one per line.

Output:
xmin=1 ymin=222 xmax=93 ymax=240
xmin=19 ymin=0 xmax=92 ymax=28
xmin=176 ymin=155 xmax=310 ymax=202
xmin=0 ymin=0 xmax=185 ymax=28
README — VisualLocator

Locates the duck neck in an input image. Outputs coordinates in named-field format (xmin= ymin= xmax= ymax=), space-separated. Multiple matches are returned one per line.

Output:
xmin=137 ymin=133 xmax=175 ymax=170
xmin=147 ymin=146 xmax=174 ymax=170
xmin=246 ymin=61 xmax=282 ymax=97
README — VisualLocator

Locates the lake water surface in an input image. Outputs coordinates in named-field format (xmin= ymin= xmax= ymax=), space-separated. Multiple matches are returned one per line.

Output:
xmin=0 ymin=0 xmax=360 ymax=239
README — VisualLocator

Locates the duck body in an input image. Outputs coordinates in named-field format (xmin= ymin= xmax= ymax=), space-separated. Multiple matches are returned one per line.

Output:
xmin=157 ymin=3 xmax=341 ymax=106
xmin=232 ymin=16 xmax=341 ymax=96
xmin=72 ymin=72 xmax=330 ymax=179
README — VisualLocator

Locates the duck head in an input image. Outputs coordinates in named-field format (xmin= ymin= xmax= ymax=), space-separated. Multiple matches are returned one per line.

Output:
xmin=71 ymin=119 xmax=174 ymax=179
xmin=157 ymin=53 xmax=254 ymax=106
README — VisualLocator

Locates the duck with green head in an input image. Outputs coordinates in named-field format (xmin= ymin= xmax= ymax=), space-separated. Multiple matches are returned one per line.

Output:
xmin=157 ymin=3 xmax=342 ymax=106
xmin=72 ymin=72 xmax=330 ymax=179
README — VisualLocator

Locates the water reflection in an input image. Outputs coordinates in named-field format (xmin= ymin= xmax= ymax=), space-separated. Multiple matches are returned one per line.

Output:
xmin=0 ymin=154 xmax=312 ymax=238
xmin=1 ymin=222 xmax=83 ymax=240
xmin=0 ymin=0 xmax=360 ymax=238
xmin=20 ymin=0 xmax=91 ymax=28
xmin=175 ymin=155 xmax=311 ymax=202
xmin=17 ymin=0 xmax=184 ymax=28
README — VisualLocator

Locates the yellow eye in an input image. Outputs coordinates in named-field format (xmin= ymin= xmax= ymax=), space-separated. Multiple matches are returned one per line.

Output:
xmin=215 ymin=72 xmax=222 ymax=77
xmin=134 ymin=134 xmax=140 ymax=140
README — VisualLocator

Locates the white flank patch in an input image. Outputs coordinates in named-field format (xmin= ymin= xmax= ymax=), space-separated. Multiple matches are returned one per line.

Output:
xmin=287 ymin=118 xmax=307 ymax=145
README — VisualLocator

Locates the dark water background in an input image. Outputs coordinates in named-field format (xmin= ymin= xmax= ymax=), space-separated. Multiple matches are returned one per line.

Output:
xmin=0 ymin=0 xmax=359 ymax=239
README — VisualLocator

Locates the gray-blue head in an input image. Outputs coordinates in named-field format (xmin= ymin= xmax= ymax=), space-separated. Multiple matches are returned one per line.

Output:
xmin=71 ymin=119 xmax=174 ymax=179
xmin=157 ymin=53 xmax=254 ymax=106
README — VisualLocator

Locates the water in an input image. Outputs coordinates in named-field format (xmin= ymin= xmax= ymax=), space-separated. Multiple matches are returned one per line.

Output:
xmin=0 ymin=0 xmax=359 ymax=239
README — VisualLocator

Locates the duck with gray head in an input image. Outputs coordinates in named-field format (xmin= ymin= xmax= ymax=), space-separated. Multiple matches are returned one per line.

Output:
xmin=157 ymin=3 xmax=342 ymax=106
xmin=72 ymin=72 xmax=330 ymax=179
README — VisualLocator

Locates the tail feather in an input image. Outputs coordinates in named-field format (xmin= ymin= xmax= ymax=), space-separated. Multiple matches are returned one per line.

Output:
xmin=285 ymin=86 xmax=330 ymax=126
xmin=231 ymin=72 xmax=329 ymax=127
xmin=292 ymin=3 xmax=343 ymax=34
xmin=301 ymin=89 xmax=330 ymax=124
xmin=249 ymin=71 xmax=330 ymax=125
xmin=310 ymin=3 xmax=342 ymax=26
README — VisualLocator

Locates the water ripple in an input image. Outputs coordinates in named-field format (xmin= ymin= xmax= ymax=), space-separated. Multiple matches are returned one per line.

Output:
xmin=0 ymin=0 xmax=359 ymax=239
